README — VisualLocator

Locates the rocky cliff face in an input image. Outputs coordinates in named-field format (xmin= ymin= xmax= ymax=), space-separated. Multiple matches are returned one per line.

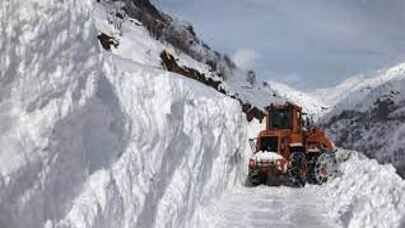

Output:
xmin=113 ymin=0 xmax=236 ymax=79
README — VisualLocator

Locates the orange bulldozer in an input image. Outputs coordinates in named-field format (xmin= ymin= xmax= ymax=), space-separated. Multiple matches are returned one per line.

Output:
xmin=247 ymin=102 xmax=337 ymax=187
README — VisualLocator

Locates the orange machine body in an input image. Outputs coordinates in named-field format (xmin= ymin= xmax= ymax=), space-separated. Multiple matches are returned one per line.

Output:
xmin=255 ymin=102 xmax=333 ymax=157
xmin=249 ymin=102 xmax=335 ymax=182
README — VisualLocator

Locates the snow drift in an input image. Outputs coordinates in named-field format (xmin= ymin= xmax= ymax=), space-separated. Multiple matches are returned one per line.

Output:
xmin=320 ymin=150 xmax=405 ymax=228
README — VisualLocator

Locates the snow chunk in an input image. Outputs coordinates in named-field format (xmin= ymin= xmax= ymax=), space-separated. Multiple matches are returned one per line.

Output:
xmin=252 ymin=151 xmax=284 ymax=161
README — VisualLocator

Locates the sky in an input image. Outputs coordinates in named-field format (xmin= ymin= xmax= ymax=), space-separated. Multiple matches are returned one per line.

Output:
xmin=155 ymin=0 xmax=405 ymax=90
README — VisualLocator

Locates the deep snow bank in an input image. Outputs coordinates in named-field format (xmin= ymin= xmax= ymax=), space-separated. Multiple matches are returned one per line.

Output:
xmin=55 ymin=61 xmax=248 ymax=228
xmin=0 ymin=0 xmax=248 ymax=227
xmin=318 ymin=150 xmax=405 ymax=228
xmin=0 ymin=0 xmax=105 ymax=226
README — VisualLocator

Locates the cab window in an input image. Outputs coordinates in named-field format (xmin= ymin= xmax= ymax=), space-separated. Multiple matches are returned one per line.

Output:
xmin=269 ymin=109 xmax=290 ymax=129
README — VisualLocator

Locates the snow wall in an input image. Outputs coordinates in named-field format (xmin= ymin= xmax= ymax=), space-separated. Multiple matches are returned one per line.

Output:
xmin=0 ymin=1 xmax=248 ymax=227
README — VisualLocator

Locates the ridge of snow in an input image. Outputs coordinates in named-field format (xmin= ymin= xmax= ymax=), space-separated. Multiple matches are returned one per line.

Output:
xmin=312 ymin=62 xmax=405 ymax=109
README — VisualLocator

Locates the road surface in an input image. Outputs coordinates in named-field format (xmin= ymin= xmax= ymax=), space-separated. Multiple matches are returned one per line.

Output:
xmin=194 ymin=185 xmax=340 ymax=228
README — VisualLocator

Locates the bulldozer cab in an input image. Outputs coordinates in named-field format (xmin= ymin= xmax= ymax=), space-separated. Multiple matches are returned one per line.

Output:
xmin=266 ymin=102 xmax=302 ymax=132
xmin=268 ymin=108 xmax=290 ymax=129
xmin=251 ymin=102 xmax=304 ymax=155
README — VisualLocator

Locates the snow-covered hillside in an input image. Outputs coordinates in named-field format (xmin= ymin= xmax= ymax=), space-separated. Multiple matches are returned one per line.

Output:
xmin=268 ymin=80 xmax=326 ymax=118
xmin=93 ymin=0 xmax=325 ymax=119
xmin=2 ymin=0 xmax=405 ymax=228
xmin=313 ymin=63 xmax=405 ymax=109
xmin=318 ymin=63 xmax=405 ymax=177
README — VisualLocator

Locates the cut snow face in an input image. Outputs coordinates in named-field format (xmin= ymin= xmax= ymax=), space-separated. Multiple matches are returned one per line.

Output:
xmin=55 ymin=63 xmax=248 ymax=228
xmin=0 ymin=1 xmax=247 ymax=227
xmin=0 ymin=0 xmax=109 ymax=227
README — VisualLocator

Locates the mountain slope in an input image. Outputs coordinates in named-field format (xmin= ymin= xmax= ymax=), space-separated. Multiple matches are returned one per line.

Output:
xmin=318 ymin=63 xmax=405 ymax=177
xmin=268 ymin=80 xmax=326 ymax=118
xmin=94 ymin=1 xmax=325 ymax=119
xmin=313 ymin=63 xmax=405 ymax=109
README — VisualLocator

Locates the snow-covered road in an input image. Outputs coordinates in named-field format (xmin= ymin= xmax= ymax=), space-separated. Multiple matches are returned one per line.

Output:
xmin=193 ymin=186 xmax=339 ymax=228
xmin=189 ymin=149 xmax=405 ymax=228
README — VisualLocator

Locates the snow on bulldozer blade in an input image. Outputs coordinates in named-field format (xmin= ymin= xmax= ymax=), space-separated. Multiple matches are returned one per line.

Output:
xmin=247 ymin=102 xmax=339 ymax=187
xmin=247 ymin=151 xmax=289 ymax=186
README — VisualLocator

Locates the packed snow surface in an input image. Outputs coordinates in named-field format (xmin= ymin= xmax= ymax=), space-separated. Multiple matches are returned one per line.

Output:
xmin=191 ymin=149 xmax=405 ymax=228
xmin=192 ymin=186 xmax=339 ymax=228
xmin=1 ymin=0 xmax=405 ymax=228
